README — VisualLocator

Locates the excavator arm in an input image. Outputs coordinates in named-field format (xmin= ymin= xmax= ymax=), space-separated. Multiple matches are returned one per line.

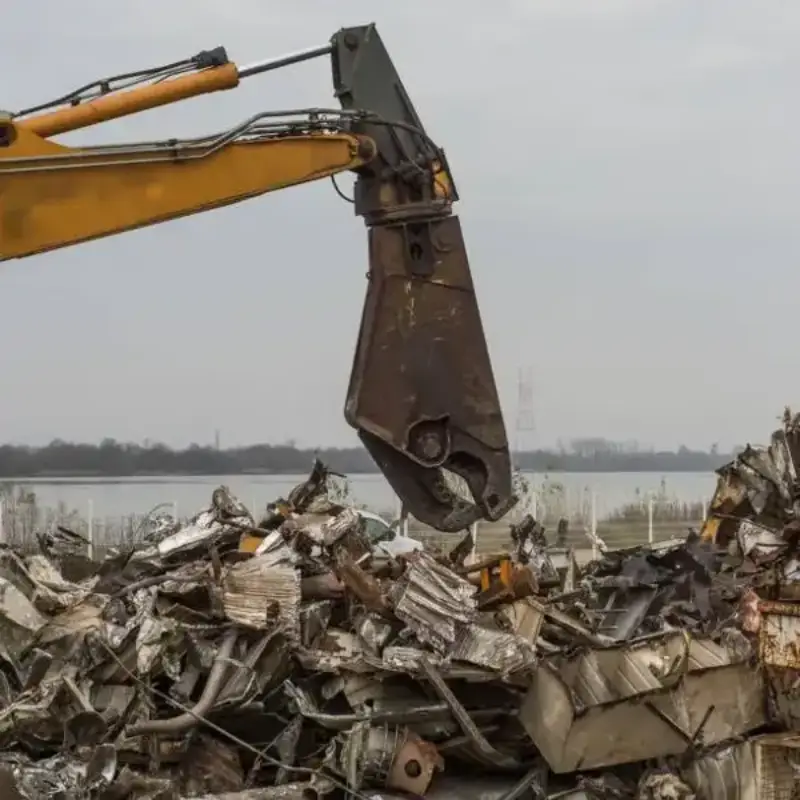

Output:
xmin=0 ymin=23 xmax=516 ymax=531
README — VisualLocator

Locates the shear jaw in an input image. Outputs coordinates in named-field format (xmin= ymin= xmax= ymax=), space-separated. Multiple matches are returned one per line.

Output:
xmin=359 ymin=430 xmax=517 ymax=533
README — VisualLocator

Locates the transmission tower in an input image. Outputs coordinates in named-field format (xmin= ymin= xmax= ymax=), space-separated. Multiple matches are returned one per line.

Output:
xmin=514 ymin=366 xmax=536 ymax=458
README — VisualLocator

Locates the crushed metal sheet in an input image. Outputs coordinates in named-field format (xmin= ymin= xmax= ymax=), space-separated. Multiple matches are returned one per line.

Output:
xmin=0 ymin=577 xmax=47 ymax=660
xmin=637 ymin=733 xmax=800 ymax=800
xmin=254 ymin=529 xmax=300 ymax=567
xmin=390 ymin=551 xmax=477 ymax=652
xmin=520 ymin=632 xmax=767 ymax=772
xmin=496 ymin=597 xmax=545 ymax=644
xmin=189 ymin=782 xmax=334 ymax=799
xmin=679 ymin=739 xmax=757 ymax=800
xmin=10 ymin=418 xmax=800 ymax=797
xmin=757 ymin=599 xmax=800 ymax=669
xmin=296 ymin=627 xmax=371 ymax=673
xmin=354 ymin=609 xmax=393 ymax=655
xmin=449 ymin=622 xmax=536 ymax=674
xmin=222 ymin=560 xmax=301 ymax=640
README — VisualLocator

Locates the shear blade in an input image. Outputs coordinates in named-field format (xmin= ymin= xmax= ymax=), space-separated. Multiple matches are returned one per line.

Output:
xmin=360 ymin=430 xmax=488 ymax=532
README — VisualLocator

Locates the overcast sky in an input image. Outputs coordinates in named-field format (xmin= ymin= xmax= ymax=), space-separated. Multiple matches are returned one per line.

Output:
xmin=0 ymin=0 xmax=797 ymax=451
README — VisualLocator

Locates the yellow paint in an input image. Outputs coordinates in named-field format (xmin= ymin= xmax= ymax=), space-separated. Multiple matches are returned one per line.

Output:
xmin=431 ymin=161 xmax=454 ymax=201
xmin=19 ymin=64 xmax=241 ymax=138
xmin=239 ymin=534 xmax=263 ymax=554
xmin=479 ymin=557 xmax=514 ymax=592
xmin=708 ymin=472 xmax=746 ymax=514
xmin=0 ymin=124 xmax=373 ymax=259
xmin=700 ymin=516 xmax=721 ymax=542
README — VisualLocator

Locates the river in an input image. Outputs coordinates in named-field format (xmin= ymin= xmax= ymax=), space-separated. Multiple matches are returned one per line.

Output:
xmin=1 ymin=471 xmax=718 ymax=522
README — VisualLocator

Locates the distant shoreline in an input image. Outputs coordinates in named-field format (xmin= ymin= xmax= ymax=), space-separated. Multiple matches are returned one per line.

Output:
xmin=0 ymin=439 xmax=733 ymax=479
xmin=0 ymin=466 xmax=720 ymax=480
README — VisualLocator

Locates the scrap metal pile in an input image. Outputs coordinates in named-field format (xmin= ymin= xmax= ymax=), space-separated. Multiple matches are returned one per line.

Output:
xmin=4 ymin=420 xmax=800 ymax=797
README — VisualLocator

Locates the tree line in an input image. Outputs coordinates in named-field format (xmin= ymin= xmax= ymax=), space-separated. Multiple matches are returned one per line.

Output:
xmin=0 ymin=437 xmax=736 ymax=477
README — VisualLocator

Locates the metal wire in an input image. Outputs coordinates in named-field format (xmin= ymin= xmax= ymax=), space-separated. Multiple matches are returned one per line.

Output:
xmin=0 ymin=110 xmax=447 ymax=185
xmin=331 ymin=174 xmax=355 ymax=204
xmin=14 ymin=59 xmax=204 ymax=117
xmin=0 ymin=109 xmax=365 ymax=174
xmin=97 ymin=637 xmax=375 ymax=800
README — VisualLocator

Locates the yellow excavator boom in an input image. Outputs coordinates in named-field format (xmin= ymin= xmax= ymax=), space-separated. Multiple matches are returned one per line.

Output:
xmin=0 ymin=124 xmax=372 ymax=257
xmin=0 ymin=24 xmax=516 ymax=532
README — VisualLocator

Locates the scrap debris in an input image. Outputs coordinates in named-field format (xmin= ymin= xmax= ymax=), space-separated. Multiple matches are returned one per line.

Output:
xmin=6 ymin=422 xmax=800 ymax=797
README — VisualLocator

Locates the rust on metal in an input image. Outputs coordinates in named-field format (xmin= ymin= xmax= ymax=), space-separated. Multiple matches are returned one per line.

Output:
xmin=330 ymin=24 xmax=515 ymax=532
xmin=759 ymin=601 xmax=800 ymax=669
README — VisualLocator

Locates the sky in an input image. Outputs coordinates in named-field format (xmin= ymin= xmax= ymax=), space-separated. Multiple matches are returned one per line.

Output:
xmin=0 ymin=0 xmax=798 ymax=451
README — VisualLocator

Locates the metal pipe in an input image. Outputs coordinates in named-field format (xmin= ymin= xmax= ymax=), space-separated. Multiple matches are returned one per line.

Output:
xmin=127 ymin=630 xmax=237 ymax=736
xmin=496 ymin=765 xmax=547 ymax=800
xmin=418 ymin=658 xmax=520 ymax=770
xmin=21 ymin=63 xmax=240 ymax=138
xmin=238 ymin=44 xmax=332 ymax=79
xmin=19 ymin=43 xmax=330 ymax=140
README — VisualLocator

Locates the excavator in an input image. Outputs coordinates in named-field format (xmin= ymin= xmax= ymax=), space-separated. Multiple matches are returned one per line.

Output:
xmin=0 ymin=23 xmax=515 ymax=533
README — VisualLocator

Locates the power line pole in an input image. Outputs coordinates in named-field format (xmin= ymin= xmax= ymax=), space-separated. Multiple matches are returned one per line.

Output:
xmin=514 ymin=366 xmax=536 ymax=463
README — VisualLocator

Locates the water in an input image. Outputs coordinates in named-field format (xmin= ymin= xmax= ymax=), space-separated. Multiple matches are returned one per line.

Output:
xmin=1 ymin=471 xmax=718 ymax=521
